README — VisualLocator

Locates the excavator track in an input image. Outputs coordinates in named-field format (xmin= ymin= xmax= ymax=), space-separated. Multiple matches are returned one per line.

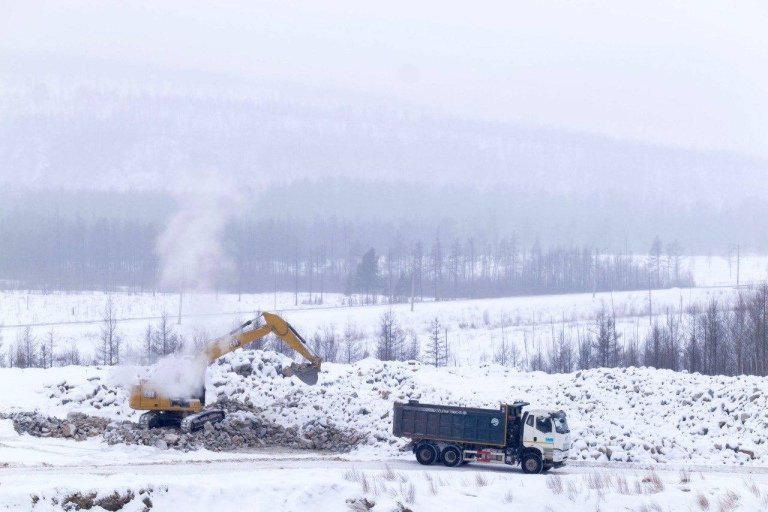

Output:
xmin=180 ymin=409 xmax=226 ymax=433
xmin=138 ymin=411 xmax=185 ymax=430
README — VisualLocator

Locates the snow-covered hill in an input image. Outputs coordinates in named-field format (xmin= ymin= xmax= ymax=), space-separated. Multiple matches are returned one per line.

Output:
xmin=3 ymin=352 xmax=768 ymax=467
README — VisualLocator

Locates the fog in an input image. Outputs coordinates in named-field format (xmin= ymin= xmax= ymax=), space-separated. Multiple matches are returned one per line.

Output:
xmin=1 ymin=2 xmax=766 ymax=294
xmin=3 ymin=1 xmax=767 ymax=156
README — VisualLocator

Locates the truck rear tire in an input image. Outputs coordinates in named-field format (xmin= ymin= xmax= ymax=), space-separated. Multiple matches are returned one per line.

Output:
xmin=415 ymin=443 xmax=438 ymax=465
xmin=521 ymin=452 xmax=543 ymax=474
xmin=441 ymin=446 xmax=463 ymax=467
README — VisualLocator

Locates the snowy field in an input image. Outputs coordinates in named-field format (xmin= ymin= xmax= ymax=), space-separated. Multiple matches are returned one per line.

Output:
xmin=1 ymin=256 xmax=768 ymax=510
xmin=1 ymin=256 xmax=766 ymax=368
xmin=4 ymin=354 xmax=768 ymax=510
xmin=4 ymin=456 xmax=768 ymax=512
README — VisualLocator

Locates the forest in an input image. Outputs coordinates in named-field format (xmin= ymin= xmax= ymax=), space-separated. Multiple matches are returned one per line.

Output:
xmin=0 ymin=209 xmax=691 ymax=299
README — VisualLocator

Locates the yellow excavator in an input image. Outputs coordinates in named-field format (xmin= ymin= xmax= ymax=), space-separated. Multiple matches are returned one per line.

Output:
xmin=129 ymin=312 xmax=322 ymax=432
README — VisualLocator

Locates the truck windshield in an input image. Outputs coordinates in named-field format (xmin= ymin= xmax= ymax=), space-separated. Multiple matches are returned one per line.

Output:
xmin=552 ymin=412 xmax=569 ymax=434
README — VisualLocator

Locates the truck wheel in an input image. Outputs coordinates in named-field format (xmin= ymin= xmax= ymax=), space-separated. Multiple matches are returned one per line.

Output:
xmin=441 ymin=446 xmax=463 ymax=467
xmin=521 ymin=452 xmax=543 ymax=474
xmin=415 ymin=443 xmax=438 ymax=465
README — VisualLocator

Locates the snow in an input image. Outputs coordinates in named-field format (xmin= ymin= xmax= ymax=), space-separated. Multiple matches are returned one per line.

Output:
xmin=3 ymin=267 xmax=768 ymax=509
xmin=4 ymin=352 xmax=768 ymax=468
xmin=2 ymin=458 xmax=768 ymax=511
xmin=0 ymin=284 xmax=759 ymax=370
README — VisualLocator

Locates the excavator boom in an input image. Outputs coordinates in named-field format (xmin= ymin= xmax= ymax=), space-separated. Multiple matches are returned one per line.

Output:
xmin=203 ymin=312 xmax=321 ymax=384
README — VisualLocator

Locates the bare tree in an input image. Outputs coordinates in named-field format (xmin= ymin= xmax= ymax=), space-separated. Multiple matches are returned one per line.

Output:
xmin=39 ymin=329 xmax=56 ymax=368
xmin=341 ymin=320 xmax=364 ymax=363
xmin=425 ymin=317 xmax=447 ymax=367
xmin=15 ymin=326 xmax=36 ymax=369
xmin=95 ymin=297 xmax=121 ymax=365
xmin=647 ymin=236 xmax=664 ymax=287
xmin=62 ymin=338 xmax=81 ymax=366
xmin=404 ymin=329 xmax=421 ymax=361
xmin=666 ymin=240 xmax=684 ymax=286
xmin=152 ymin=311 xmax=181 ymax=357
xmin=592 ymin=307 xmax=620 ymax=368
xmin=143 ymin=323 xmax=154 ymax=363
xmin=377 ymin=309 xmax=406 ymax=361
xmin=311 ymin=324 xmax=339 ymax=363
xmin=190 ymin=326 xmax=211 ymax=352
xmin=577 ymin=331 xmax=593 ymax=370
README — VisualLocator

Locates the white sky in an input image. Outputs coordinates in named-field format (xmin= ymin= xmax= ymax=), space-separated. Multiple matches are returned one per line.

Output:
xmin=2 ymin=0 xmax=767 ymax=157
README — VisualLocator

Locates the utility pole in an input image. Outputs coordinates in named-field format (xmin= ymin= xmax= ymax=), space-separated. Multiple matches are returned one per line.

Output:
xmin=729 ymin=243 xmax=747 ymax=288
xmin=593 ymin=247 xmax=607 ymax=298
xmin=648 ymin=273 xmax=652 ymax=326
xmin=177 ymin=272 xmax=184 ymax=325
xmin=410 ymin=268 xmax=415 ymax=312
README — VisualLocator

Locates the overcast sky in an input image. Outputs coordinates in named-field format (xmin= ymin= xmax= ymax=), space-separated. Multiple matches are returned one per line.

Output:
xmin=2 ymin=0 xmax=767 ymax=158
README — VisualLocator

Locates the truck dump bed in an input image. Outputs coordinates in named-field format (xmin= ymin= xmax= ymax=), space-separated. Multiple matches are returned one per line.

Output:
xmin=393 ymin=401 xmax=507 ymax=446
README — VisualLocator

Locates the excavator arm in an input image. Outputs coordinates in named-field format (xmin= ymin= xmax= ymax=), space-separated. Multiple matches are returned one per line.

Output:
xmin=202 ymin=312 xmax=322 ymax=384
xmin=129 ymin=312 xmax=322 ymax=419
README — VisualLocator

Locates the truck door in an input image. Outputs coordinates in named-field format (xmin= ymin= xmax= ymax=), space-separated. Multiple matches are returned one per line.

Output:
xmin=522 ymin=412 xmax=535 ymax=444
xmin=523 ymin=413 xmax=554 ymax=444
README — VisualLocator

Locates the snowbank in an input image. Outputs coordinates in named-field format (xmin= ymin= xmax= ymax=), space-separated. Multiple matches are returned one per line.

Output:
xmin=3 ymin=353 xmax=768 ymax=466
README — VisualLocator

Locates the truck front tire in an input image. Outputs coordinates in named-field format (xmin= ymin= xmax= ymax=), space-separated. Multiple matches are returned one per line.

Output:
xmin=521 ymin=452 xmax=543 ymax=474
xmin=415 ymin=443 xmax=438 ymax=465
xmin=441 ymin=446 xmax=463 ymax=467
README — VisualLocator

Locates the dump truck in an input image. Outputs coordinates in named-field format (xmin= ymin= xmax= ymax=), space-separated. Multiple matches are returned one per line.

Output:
xmin=393 ymin=400 xmax=570 ymax=473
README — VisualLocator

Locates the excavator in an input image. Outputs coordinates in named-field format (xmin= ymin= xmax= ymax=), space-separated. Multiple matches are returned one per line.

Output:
xmin=129 ymin=312 xmax=322 ymax=433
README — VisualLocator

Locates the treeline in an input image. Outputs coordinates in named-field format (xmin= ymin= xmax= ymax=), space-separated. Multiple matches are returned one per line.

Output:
xmin=0 ymin=213 xmax=692 ymax=298
xmin=3 ymin=286 xmax=767 ymax=380
xmin=509 ymin=285 xmax=768 ymax=377
xmin=0 ymin=212 xmax=158 ymax=292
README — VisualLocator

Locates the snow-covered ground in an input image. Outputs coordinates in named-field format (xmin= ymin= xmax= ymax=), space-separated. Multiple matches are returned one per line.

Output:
xmin=1 ymin=257 xmax=768 ymax=510
xmin=4 ymin=457 xmax=768 ymax=512
xmin=3 ymin=355 xmax=768 ymax=510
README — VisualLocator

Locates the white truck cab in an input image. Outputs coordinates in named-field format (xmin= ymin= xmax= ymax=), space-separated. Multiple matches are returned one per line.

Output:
xmin=521 ymin=409 xmax=571 ymax=471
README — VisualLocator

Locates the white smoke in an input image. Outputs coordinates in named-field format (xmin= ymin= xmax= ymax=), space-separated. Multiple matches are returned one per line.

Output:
xmin=142 ymin=353 xmax=209 ymax=398
xmin=107 ymin=352 xmax=208 ymax=398
xmin=155 ymin=171 xmax=245 ymax=291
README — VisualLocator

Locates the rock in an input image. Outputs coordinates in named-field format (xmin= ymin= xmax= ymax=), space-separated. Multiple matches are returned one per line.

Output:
xmin=346 ymin=498 xmax=376 ymax=511
xmin=66 ymin=412 xmax=87 ymax=422
xmin=203 ymin=421 xmax=215 ymax=433
xmin=62 ymin=423 xmax=76 ymax=437
xmin=739 ymin=448 xmax=755 ymax=459
xmin=164 ymin=434 xmax=180 ymax=445
xmin=153 ymin=439 xmax=168 ymax=450
xmin=233 ymin=363 xmax=253 ymax=377
xmin=741 ymin=413 xmax=751 ymax=423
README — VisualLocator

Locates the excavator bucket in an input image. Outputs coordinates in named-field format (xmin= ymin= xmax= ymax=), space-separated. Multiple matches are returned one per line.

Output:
xmin=283 ymin=362 xmax=320 ymax=386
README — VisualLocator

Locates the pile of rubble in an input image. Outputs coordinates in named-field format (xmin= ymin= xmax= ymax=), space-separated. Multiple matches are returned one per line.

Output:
xmin=45 ymin=376 xmax=125 ymax=410
xmin=3 ymin=411 xmax=111 ymax=441
xmin=103 ymin=398 xmax=366 ymax=452
xmin=3 ymin=398 xmax=366 ymax=453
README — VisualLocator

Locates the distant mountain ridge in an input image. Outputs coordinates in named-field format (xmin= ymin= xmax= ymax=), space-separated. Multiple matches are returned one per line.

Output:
xmin=1 ymin=56 xmax=767 ymax=251
xmin=0 ymin=56 xmax=765 ymax=204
